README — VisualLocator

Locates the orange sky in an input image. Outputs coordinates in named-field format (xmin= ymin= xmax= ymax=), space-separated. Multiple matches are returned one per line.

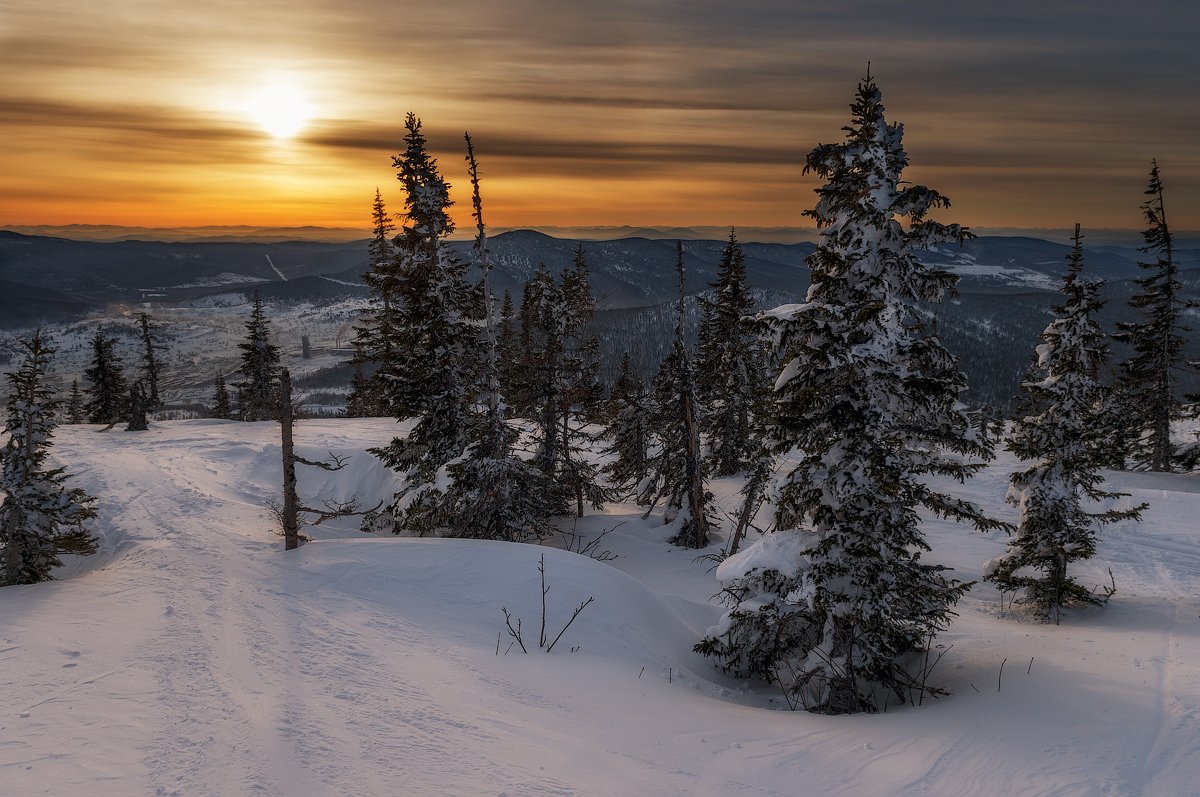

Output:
xmin=2 ymin=1 xmax=1197 ymax=234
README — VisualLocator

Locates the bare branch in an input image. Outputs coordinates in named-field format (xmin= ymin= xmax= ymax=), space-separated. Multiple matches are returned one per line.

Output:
xmin=294 ymin=452 xmax=349 ymax=471
xmin=297 ymin=498 xmax=384 ymax=526
xmin=545 ymin=597 xmax=594 ymax=653
xmin=501 ymin=607 xmax=528 ymax=654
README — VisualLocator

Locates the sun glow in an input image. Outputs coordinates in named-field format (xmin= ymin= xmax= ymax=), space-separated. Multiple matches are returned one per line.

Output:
xmin=248 ymin=82 xmax=311 ymax=139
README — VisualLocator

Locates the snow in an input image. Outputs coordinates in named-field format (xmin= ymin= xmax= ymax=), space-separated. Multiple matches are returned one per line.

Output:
xmin=3 ymin=418 xmax=1200 ymax=795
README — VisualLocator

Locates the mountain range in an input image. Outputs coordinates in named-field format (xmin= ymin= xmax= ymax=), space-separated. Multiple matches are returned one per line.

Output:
xmin=2 ymin=227 xmax=1199 ymax=409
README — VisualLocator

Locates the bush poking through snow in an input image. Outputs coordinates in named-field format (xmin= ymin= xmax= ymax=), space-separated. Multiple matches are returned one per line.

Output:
xmin=499 ymin=554 xmax=594 ymax=654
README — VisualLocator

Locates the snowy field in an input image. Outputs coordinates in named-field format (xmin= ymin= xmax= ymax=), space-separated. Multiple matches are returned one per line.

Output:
xmin=3 ymin=418 xmax=1199 ymax=796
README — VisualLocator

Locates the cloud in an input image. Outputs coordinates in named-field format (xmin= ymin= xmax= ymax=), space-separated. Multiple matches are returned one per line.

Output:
xmin=1 ymin=0 xmax=1198 ymax=227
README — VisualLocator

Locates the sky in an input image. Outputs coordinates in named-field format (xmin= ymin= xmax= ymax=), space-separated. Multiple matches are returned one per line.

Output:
xmin=1 ymin=1 xmax=1197 ymax=234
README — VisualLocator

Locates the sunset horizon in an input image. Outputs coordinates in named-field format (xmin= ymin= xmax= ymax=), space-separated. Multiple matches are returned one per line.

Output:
xmin=4 ymin=2 xmax=1197 ymax=233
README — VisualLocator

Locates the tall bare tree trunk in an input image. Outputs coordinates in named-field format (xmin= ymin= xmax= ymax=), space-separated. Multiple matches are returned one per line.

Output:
xmin=279 ymin=369 xmax=300 ymax=551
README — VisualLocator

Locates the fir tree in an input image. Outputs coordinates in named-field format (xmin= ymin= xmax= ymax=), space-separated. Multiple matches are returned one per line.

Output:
xmin=350 ymin=188 xmax=400 ymax=415
xmin=211 ymin=372 xmax=232 ymax=420
xmin=697 ymin=229 xmax=768 ymax=476
xmin=1 ymin=331 xmax=96 ymax=586
xmin=65 ymin=380 xmax=84 ymax=425
xmin=496 ymin=289 xmax=523 ymax=408
xmin=82 ymin=329 xmax=127 ymax=425
xmin=522 ymin=252 xmax=607 ymax=518
xmin=1114 ymin=160 xmax=1188 ymax=471
xmin=372 ymin=114 xmax=484 ymax=531
xmin=638 ymin=242 xmax=712 ymax=548
xmin=343 ymin=357 xmax=376 ymax=418
xmin=136 ymin=312 xmax=166 ymax=410
xmin=697 ymin=75 xmax=1001 ymax=713
xmin=126 ymin=382 xmax=149 ymax=432
xmin=430 ymin=134 xmax=555 ymax=541
xmin=986 ymin=226 xmax=1143 ymax=622
xmin=235 ymin=292 xmax=281 ymax=422
xmin=601 ymin=351 xmax=652 ymax=494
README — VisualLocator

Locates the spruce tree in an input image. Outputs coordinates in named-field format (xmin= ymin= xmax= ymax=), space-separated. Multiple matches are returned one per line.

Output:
xmin=697 ymin=230 xmax=768 ymax=476
xmin=431 ymin=134 xmax=555 ymax=541
xmin=126 ymin=382 xmax=149 ymax=432
xmin=601 ymin=352 xmax=652 ymax=495
xmin=556 ymin=247 xmax=607 ymax=517
xmin=496 ymin=289 xmax=524 ymax=409
xmin=522 ymin=253 xmax=607 ymax=518
xmin=235 ymin=292 xmax=281 ymax=422
xmin=1114 ymin=160 xmax=1188 ymax=471
xmin=638 ymin=242 xmax=711 ymax=548
xmin=1 ymin=331 xmax=96 ymax=585
xmin=65 ymin=380 xmax=84 ymax=425
xmin=136 ymin=312 xmax=165 ymax=410
xmin=82 ymin=329 xmax=127 ymax=425
xmin=371 ymin=114 xmax=483 ymax=530
xmin=343 ymin=358 xmax=376 ymax=418
xmin=697 ymin=75 xmax=1000 ymax=713
xmin=211 ymin=372 xmax=232 ymax=420
xmin=350 ymin=188 xmax=400 ymax=415
xmin=987 ymin=226 xmax=1143 ymax=622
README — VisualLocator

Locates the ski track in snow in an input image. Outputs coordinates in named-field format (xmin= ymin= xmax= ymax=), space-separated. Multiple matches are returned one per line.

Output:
xmin=2 ymin=421 xmax=1199 ymax=796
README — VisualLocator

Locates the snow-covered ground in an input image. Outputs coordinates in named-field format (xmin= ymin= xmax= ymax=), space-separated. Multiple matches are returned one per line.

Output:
xmin=3 ymin=419 xmax=1199 ymax=796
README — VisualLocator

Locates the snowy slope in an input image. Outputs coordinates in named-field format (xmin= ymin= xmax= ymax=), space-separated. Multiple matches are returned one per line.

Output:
xmin=2 ymin=419 xmax=1199 ymax=796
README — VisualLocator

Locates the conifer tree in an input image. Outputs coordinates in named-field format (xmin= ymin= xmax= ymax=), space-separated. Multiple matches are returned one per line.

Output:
xmin=601 ymin=352 xmax=652 ymax=494
xmin=350 ymin=188 xmax=400 ymax=415
xmin=211 ymin=372 xmax=232 ymax=420
xmin=136 ymin=312 xmax=166 ymax=410
xmin=126 ymin=382 xmax=149 ymax=432
xmin=522 ymin=252 xmax=607 ymax=518
xmin=697 ymin=75 xmax=1000 ymax=713
xmin=343 ymin=358 xmax=376 ymax=418
xmin=235 ymin=292 xmax=281 ymax=422
xmin=82 ymin=329 xmax=127 ymax=425
xmin=431 ymin=134 xmax=555 ymax=541
xmin=1114 ymin=160 xmax=1188 ymax=471
xmin=986 ymin=226 xmax=1143 ymax=622
xmin=65 ymin=380 xmax=84 ymax=425
xmin=1 ymin=331 xmax=96 ymax=585
xmin=496 ymin=289 xmax=527 ymax=413
xmin=371 ymin=114 xmax=483 ymax=530
xmin=697 ymin=230 xmax=768 ymax=476
xmin=638 ymin=242 xmax=712 ymax=548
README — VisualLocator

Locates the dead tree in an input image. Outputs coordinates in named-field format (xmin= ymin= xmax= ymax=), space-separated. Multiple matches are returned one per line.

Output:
xmin=278 ymin=368 xmax=379 ymax=550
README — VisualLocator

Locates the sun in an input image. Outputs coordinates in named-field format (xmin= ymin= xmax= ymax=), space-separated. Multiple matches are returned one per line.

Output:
xmin=248 ymin=82 xmax=311 ymax=139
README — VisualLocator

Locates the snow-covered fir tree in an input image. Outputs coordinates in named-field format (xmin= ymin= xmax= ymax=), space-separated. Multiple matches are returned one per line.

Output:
xmin=235 ymin=292 xmax=281 ymax=422
xmin=601 ymin=351 xmax=652 ymax=496
xmin=1 ymin=331 xmax=96 ymax=586
xmin=371 ymin=114 xmax=483 ymax=531
xmin=697 ymin=230 xmax=768 ymax=476
xmin=986 ymin=226 xmax=1143 ymax=623
xmin=697 ymin=75 xmax=1000 ymax=713
xmin=638 ymin=242 xmax=712 ymax=548
xmin=210 ymin=372 xmax=232 ymax=420
xmin=1114 ymin=160 xmax=1188 ymax=471
xmin=348 ymin=188 xmax=399 ymax=417
xmin=82 ymin=329 xmax=127 ymax=425
xmin=521 ymin=250 xmax=607 ymax=518
xmin=432 ymin=134 xmax=555 ymax=542
xmin=136 ymin=312 xmax=165 ymax=410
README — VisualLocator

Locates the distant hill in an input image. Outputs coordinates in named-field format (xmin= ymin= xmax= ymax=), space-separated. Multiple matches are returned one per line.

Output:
xmin=5 ymin=226 xmax=1200 ymax=410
